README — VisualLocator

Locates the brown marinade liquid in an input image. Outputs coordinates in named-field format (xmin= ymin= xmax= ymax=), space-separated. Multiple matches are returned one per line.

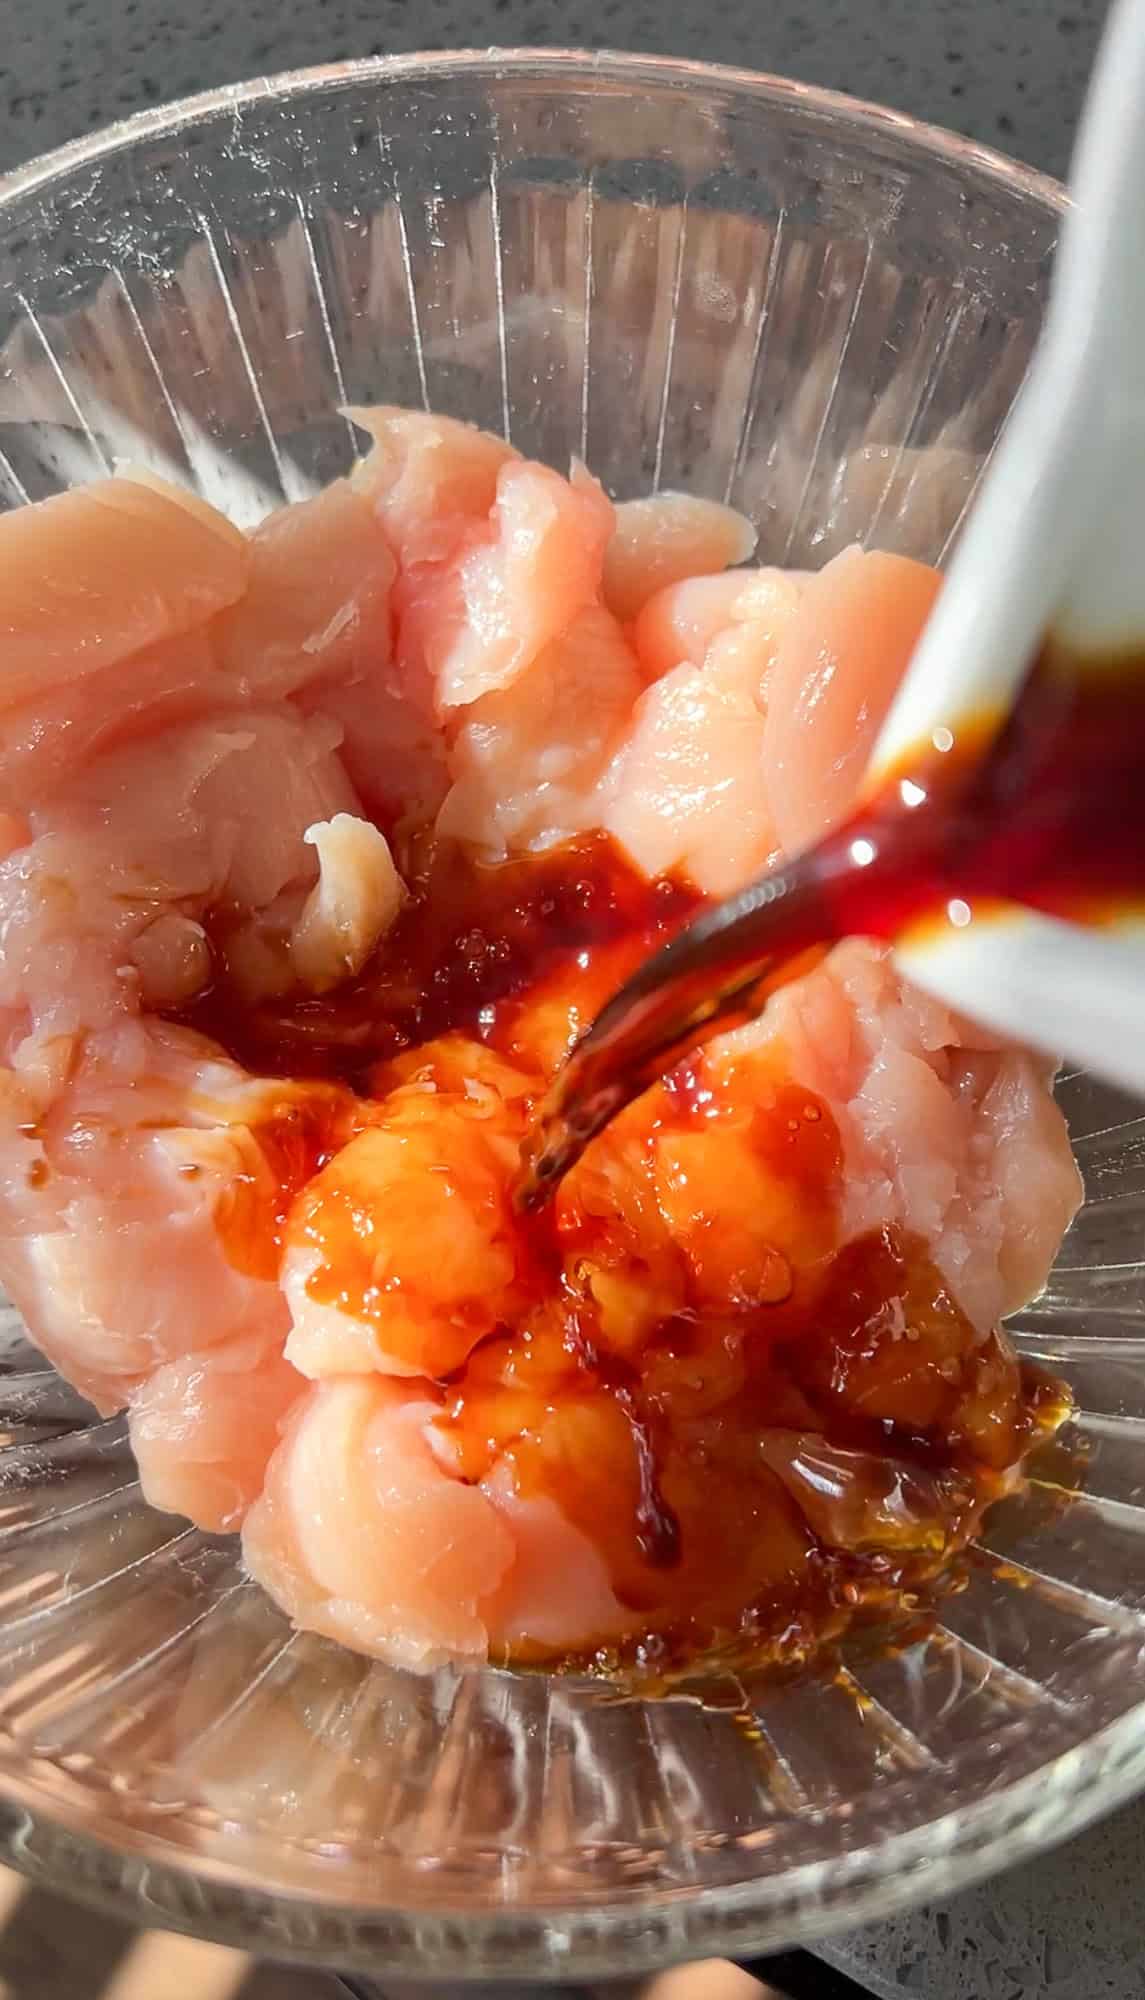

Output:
xmin=518 ymin=640 xmax=1145 ymax=1208
xmin=182 ymin=834 xmax=700 ymax=1088
xmin=175 ymin=643 xmax=1129 ymax=1675
xmin=816 ymin=640 xmax=1145 ymax=942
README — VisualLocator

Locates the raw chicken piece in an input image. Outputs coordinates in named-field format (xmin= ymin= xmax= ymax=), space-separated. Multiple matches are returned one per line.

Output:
xmin=0 ymin=1022 xmax=311 ymax=1411
xmin=92 ymin=709 xmax=353 ymax=919
xmin=0 ymin=478 xmax=392 ymax=813
xmin=303 ymin=673 xmax=450 ymax=844
xmin=602 ymin=569 xmax=805 ymax=895
xmin=349 ymin=404 xmax=518 ymax=568
xmin=603 ymin=491 xmax=757 ymax=623
xmin=129 ymin=1329 xmax=303 ymax=1533
xmin=0 ymin=632 xmax=232 ymax=811
xmin=0 ymin=708 xmax=357 ymax=1035
xmin=0 ymin=474 xmax=246 ymax=706
xmin=601 ymin=655 xmax=778 ymax=896
xmin=401 ymin=458 xmax=615 ymax=712
xmin=761 ymin=545 xmax=942 ymax=852
xmin=631 ymin=569 xmax=778 ymax=680
xmin=351 ymin=403 xmax=541 ymax=724
xmin=0 ymin=457 xmax=407 ymax=834
xmin=242 ymin=1377 xmax=516 ymax=1670
xmin=284 ymin=1042 xmax=530 ymax=1381
xmin=479 ymin=1470 xmax=629 ymax=1653
xmin=0 ymin=473 xmax=256 ymax=805
xmin=242 ymin=1374 xmax=629 ymax=1669
xmin=216 ymin=472 xmax=450 ymax=840
xmin=344 ymin=411 xmax=615 ymax=826
xmin=436 ymin=606 xmax=644 ymax=855
xmin=631 ymin=566 xmax=807 ymax=683
xmin=0 ymin=619 xmax=368 ymax=1417
xmin=941 ymin=1045 xmax=1084 ymax=1328
xmin=291 ymin=814 xmax=406 ymax=993
xmin=710 ymin=937 xmax=1082 ymax=1332
xmin=129 ymin=914 xmax=213 ymax=1009
xmin=214 ymin=476 xmax=394 ymax=698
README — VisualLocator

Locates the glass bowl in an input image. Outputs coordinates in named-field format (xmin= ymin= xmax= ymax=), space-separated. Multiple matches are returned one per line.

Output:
xmin=0 ymin=48 xmax=1142 ymax=1983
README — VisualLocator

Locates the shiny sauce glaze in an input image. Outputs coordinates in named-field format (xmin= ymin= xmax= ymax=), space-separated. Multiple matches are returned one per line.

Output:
xmin=179 ymin=826 xmax=1069 ymax=1675
xmin=808 ymin=640 xmax=1145 ymax=947
xmin=521 ymin=644 xmax=1145 ymax=1204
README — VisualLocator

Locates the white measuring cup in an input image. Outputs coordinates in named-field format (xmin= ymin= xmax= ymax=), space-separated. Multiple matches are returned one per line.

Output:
xmin=871 ymin=0 xmax=1145 ymax=1089
xmin=521 ymin=0 xmax=1145 ymax=1195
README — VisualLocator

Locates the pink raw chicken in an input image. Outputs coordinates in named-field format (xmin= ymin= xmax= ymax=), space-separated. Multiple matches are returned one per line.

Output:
xmin=349 ymin=404 xmax=517 ymax=567
xmin=215 ymin=476 xmax=394 ymax=699
xmin=0 ymin=474 xmax=247 ymax=705
xmin=242 ymin=1377 xmax=517 ymax=1671
xmin=0 ymin=473 xmax=396 ymax=811
xmin=0 ymin=1024 xmax=297 ymax=1412
xmin=761 ymin=544 xmax=944 ymax=852
xmin=130 ymin=1331 xmax=303 ymax=1534
xmin=437 ymin=605 xmax=644 ymax=855
xmin=602 ymin=490 xmax=758 ymax=623
xmin=0 ymin=707 xmax=357 ymax=1038
xmin=602 ymin=568 xmax=806 ymax=894
xmin=0 ymin=404 xmax=1084 ymax=1674
xmin=711 ymin=938 xmax=1082 ymax=1336
xmin=242 ymin=1376 xmax=628 ymax=1669
xmin=400 ymin=458 xmax=615 ymax=712
xmin=632 ymin=568 xmax=787 ymax=679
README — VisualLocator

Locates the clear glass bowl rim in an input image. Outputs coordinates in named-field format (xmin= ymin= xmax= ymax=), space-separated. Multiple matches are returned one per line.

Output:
xmin=0 ymin=44 xmax=1068 ymax=216
xmin=0 ymin=47 xmax=1129 ymax=1981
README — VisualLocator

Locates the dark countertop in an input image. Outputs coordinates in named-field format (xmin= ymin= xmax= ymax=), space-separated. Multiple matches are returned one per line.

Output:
xmin=0 ymin=1 xmax=1135 ymax=1997
xmin=0 ymin=0 xmax=1114 ymax=184
xmin=817 ymin=1792 xmax=1145 ymax=1999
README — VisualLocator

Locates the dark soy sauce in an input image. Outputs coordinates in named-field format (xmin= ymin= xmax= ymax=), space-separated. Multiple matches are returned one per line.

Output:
xmin=518 ymin=640 xmax=1145 ymax=1206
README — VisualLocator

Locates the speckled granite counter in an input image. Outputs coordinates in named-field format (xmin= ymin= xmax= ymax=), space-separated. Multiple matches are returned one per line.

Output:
xmin=0 ymin=0 xmax=1114 ymax=182
xmin=0 ymin=1 xmax=1135 ymax=1997
xmin=814 ymin=1790 xmax=1145 ymax=1999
